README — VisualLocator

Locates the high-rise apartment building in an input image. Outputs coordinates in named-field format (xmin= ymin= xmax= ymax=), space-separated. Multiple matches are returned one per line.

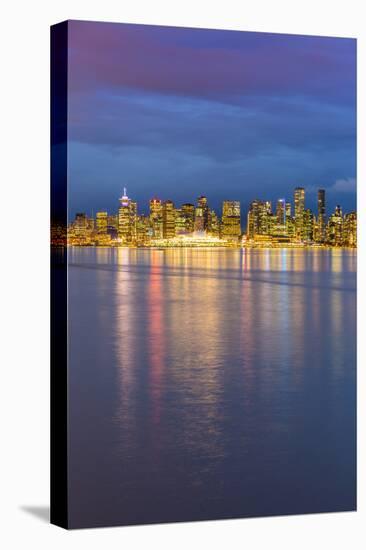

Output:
xmin=162 ymin=200 xmax=176 ymax=238
xmin=118 ymin=188 xmax=137 ymax=244
xmin=181 ymin=203 xmax=195 ymax=234
xmin=276 ymin=198 xmax=286 ymax=226
xmin=247 ymin=200 xmax=271 ymax=237
xmin=317 ymin=189 xmax=326 ymax=242
xmin=221 ymin=201 xmax=241 ymax=240
xmin=326 ymin=205 xmax=343 ymax=246
xmin=96 ymin=211 xmax=108 ymax=234
xmin=294 ymin=187 xmax=305 ymax=239
xmin=149 ymin=198 xmax=163 ymax=238
xmin=343 ymin=212 xmax=357 ymax=247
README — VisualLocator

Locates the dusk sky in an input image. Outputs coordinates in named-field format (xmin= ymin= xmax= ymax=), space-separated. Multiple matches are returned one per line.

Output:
xmin=67 ymin=20 xmax=356 ymax=220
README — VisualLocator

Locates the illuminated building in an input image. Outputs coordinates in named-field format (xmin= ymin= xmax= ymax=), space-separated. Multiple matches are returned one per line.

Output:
xmin=209 ymin=210 xmax=220 ymax=237
xmin=317 ymin=189 xmax=326 ymax=242
xmin=343 ymin=212 xmax=357 ymax=247
xmin=294 ymin=187 xmax=305 ymax=239
xmin=221 ymin=201 xmax=241 ymax=241
xmin=247 ymin=200 xmax=259 ymax=238
xmin=276 ymin=198 xmax=286 ymax=226
xmin=303 ymin=208 xmax=315 ymax=242
xmin=96 ymin=211 xmax=108 ymax=234
xmin=149 ymin=233 xmax=233 ymax=247
xmin=74 ymin=213 xmax=87 ymax=238
xmin=194 ymin=206 xmax=204 ymax=232
xmin=285 ymin=215 xmax=295 ymax=239
xmin=86 ymin=216 xmax=95 ymax=231
xmin=68 ymin=212 xmax=94 ymax=245
xmin=197 ymin=195 xmax=210 ymax=231
xmin=136 ymin=215 xmax=150 ymax=245
xmin=149 ymin=198 xmax=163 ymax=239
xmin=181 ymin=203 xmax=195 ymax=234
xmin=175 ymin=208 xmax=188 ymax=235
xmin=247 ymin=200 xmax=270 ymax=238
xmin=326 ymin=205 xmax=343 ymax=246
xmin=285 ymin=202 xmax=291 ymax=218
xmin=118 ymin=188 xmax=137 ymax=244
xmin=162 ymin=200 xmax=176 ymax=238
xmin=107 ymin=214 xmax=118 ymax=239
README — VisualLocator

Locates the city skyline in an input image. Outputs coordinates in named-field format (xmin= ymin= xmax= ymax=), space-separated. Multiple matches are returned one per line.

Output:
xmin=61 ymin=184 xmax=356 ymax=248
xmin=66 ymin=21 xmax=356 ymax=219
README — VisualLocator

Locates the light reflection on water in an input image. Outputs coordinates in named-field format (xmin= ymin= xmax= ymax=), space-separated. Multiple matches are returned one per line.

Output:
xmin=67 ymin=247 xmax=356 ymax=528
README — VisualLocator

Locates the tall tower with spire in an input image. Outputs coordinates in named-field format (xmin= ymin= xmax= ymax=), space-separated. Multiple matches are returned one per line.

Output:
xmin=118 ymin=188 xmax=137 ymax=243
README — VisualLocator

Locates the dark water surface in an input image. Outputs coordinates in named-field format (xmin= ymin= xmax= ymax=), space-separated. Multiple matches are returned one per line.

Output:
xmin=67 ymin=248 xmax=356 ymax=528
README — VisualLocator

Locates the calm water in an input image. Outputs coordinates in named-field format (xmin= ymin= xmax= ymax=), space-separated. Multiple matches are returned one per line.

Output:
xmin=67 ymin=247 xmax=356 ymax=528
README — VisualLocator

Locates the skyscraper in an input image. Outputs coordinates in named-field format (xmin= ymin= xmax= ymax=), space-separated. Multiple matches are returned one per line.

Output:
xmin=326 ymin=205 xmax=343 ymax=246
xmin=303 ymin=208 xmax=315 ymax=242
xmin=175 ymin=208 xmax=187 ymax=235
xmin=247 ymin=200 xmax=270 ymax=238
xmin=222 ymin=201 xmax=241 ymax=240
xmin=194 ymin=205 xmax=204 ymax=232
xmin=181 ymin=203 xmax=195 ymax=234
xmin=343 ymin=212 xmax=357 ymax=247
xmin=96 ymin=211 xmax=108 ymax=234
xmin=209 ymin=210 xmax=220 ymax=236
xmin=162 ymin=200 xmax=176 ymax=238
xmin=118 ymin=188 xmax=137 ymax=244
xmin=317 ymin=189 xmax=326 ymax=242
xmin=197 ymin=195 xmax=209 ymax=231
xmin=276 ymin=198 xmax=286 ymax=226
xmin=149 ymin=198 xmax=163 ymax=238
xmin=294 ymin=187 xmax=305 ymax=239
xmin=74 ymin=212 xmax=87 ymax=238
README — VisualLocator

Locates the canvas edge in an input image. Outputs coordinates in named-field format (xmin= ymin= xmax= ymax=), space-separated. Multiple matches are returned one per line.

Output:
xmin=50 ymin=20 xmax=69 ymax=530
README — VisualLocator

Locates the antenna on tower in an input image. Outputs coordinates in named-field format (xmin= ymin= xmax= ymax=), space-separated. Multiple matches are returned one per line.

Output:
xmin=124 ymin=187 xmax=127 ymax=196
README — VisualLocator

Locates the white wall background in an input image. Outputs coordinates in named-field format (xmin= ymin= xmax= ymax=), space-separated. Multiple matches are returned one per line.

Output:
xmin=0 ymin=1 xmax=364 ymax=548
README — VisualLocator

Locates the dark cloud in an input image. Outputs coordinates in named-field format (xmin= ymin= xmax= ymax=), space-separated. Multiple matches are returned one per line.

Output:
xmin=66 ymin=20 xmax=356 ymax=218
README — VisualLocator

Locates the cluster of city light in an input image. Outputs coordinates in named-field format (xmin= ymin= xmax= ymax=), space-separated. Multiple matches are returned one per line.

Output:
xmin=51 ymin=186 xmax=356 ymax=248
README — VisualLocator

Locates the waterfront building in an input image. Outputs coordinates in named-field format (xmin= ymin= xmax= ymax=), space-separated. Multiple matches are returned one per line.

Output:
xmin=96 ymin=211 xmax=108 ymax=234
xmin=107 ymin=214 xmax=118 ymax=239
xmin=149 ymin=198 xmax=163 ymax=239
xmin=118 ymin=188 xmax=137 ymax=244
xmin=162 ymin=200 xmax=176 ymax=238
xmin=247 ymin=200 xmax=270 ymax=238
xmin=303 ymin=208 xmax=315 ymax=242
xmin=136 ymin=215 xmax=150 ymax=245
xmin=194 ymin=206 xmax=204 ymax=232
xmin=68 ymin=212 xmax=94 ymax=245
xmin=294 ymin=187 xmax=305 ymax=239
xmin=175 ymin=208 xmax=188 ymax=235
xmin=181 ymin=203 xmax=195 ymax=234
xmin=74 ymin=213 xmax=87 ymax=238
xmin=276 ymin=198 xmax=286 ymax=226
xmin=197 ymin=195 xmax=210 ymax=231
xmin=221 ymin=201 xmax=241 ymax=241
xmin=326 ymin=205 xmax=343 ymax=246
xmin=343 ymin=212 xmax=357 ymax=247
xmin=317 ymin=189 xmax=326 ymax=242
xmin=285 ymin=215 xmax=295 ymax=239
xmin=285 ymin=202 xmax=291 ymax=218
xmin=209 ymin=210 xmax=220 ymax=237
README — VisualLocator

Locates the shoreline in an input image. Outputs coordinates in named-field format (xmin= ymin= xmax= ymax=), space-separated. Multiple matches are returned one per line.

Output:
xmin=53 ymin=244 xmax=357 ymax=250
